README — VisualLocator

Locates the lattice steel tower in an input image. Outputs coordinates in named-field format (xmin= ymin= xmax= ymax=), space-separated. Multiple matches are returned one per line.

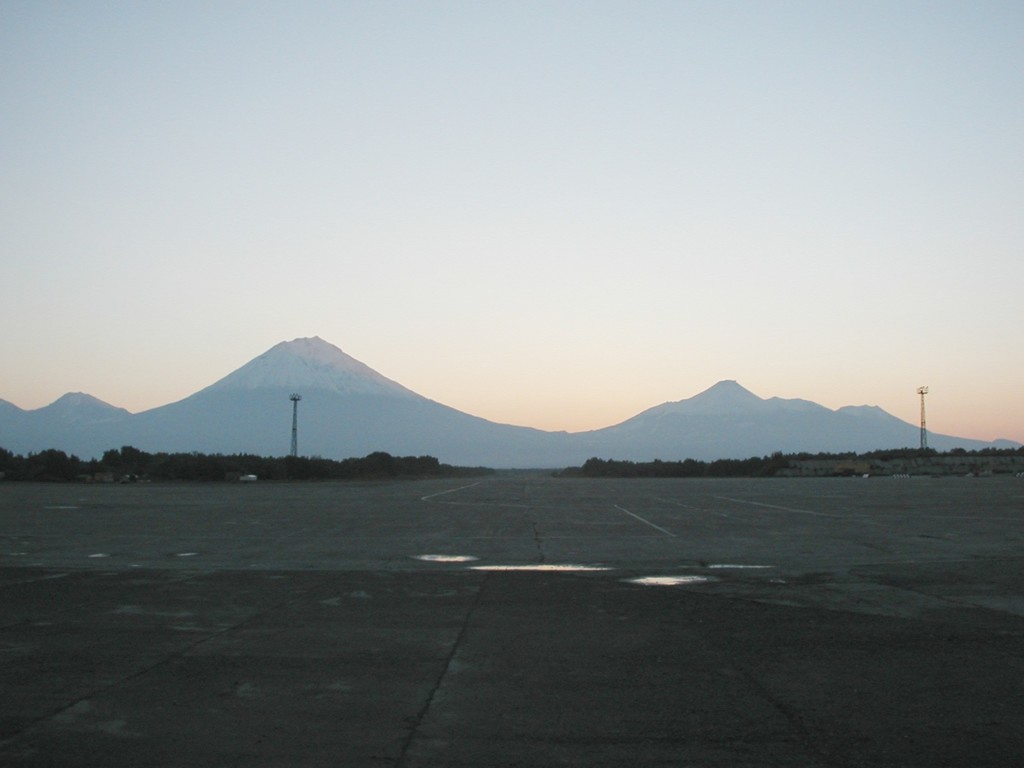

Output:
xmin=289 ymin=393 xmax=302 ymax=457
xmin=916 ymin=386 xmax=928 ymax=450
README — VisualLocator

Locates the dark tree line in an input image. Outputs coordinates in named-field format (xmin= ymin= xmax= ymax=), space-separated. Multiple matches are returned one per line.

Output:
xmin=562 ymin=455 xmax=790 ymax=478
xmin=0 ymin=446 xmax=492 ymax=483
xmin=561 ymin=446 xmax=1024 ymax=479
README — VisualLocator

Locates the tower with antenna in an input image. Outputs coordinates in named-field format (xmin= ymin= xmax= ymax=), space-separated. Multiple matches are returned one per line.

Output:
xmin=916 ymin=386 xmax=928 ymax=450
xmin=289 ymin=393 xmax=301 ymax=457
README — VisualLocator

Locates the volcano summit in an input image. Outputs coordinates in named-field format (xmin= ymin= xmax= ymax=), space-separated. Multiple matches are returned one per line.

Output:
xmin=0 ymin=337 xmax=1014 ymax=466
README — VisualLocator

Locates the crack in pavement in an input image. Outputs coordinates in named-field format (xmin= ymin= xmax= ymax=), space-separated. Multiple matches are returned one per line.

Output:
xmin=396 ymin=573 xmax=488 ymax=767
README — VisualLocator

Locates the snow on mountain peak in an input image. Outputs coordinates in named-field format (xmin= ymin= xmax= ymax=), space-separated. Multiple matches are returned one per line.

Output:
xmin=203 ymin=337 xmax=419 ymax=398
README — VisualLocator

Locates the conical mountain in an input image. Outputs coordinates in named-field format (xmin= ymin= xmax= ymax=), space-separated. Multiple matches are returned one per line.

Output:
xmin=120 ymin=337 xmax=575 ymax=466
xmin=203 ymin=337 xmax=418 ymax=398
xmin=2 ymin=338 xmax=1014 ymax=466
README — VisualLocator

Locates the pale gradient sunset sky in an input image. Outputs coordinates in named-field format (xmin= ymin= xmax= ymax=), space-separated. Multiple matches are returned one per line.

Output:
xmin=2 ymin=2 xmax=1022 ymax=443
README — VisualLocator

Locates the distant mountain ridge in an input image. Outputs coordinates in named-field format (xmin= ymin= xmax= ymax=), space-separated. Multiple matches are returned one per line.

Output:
xmin=35 ymin=392 xmax=131 ymax=424
xmin=573 ymin=379 xmax=1010 ymax=462
xmin=0 ymin=337 xmax=1017 ymax=467
xmin=649 ymin=379 xmax=768 ymax=415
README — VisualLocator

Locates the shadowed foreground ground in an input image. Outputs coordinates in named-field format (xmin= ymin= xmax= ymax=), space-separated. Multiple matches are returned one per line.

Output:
xmin=1 ymin=475 xmax=1022 ymax=766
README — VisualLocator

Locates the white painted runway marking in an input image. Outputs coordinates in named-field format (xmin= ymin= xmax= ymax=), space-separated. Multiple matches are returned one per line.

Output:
xmin=714 ymin=496 xmax=827 ymax=516
xmin=614 ymin=505 xmax=676 ymax=537
xmin=420 ymin=482 xmax=483 ymax=501
xmin=658 ymin=497 xmax=731 ymax=518
xmin=714 ymin=496 xmax=890 ymax=527
xmin=654 ymin=498 xmax=702 ymax=510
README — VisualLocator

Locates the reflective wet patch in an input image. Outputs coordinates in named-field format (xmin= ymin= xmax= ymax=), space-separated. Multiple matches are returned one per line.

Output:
xmin=627 ymin=575 xmax=716 ymax=586
xmin=706 ymin=564 xmax=774 ymax=569
xmin=470 ymin=564 xmax=611 ymax=572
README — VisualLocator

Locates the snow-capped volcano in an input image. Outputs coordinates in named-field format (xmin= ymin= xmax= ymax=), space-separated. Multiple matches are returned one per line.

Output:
xmin=98 ymin=336 xmax=573 ymax=466
xmin=203 ymin=337 xmax=418 ymax=398
xmin=1 ymin=336 xmax=1016 ymax=465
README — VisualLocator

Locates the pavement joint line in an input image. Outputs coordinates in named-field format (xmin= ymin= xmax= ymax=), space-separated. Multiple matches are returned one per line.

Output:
xmin=734 ymin=666 xmax=850 ymax=768
xmin=531 ymin=522 xmax=546 ymax=563
xmin=613 ymin=505 xmax=676 ymax=537
xmin=396 ymin=572 xmax=488 ymax=767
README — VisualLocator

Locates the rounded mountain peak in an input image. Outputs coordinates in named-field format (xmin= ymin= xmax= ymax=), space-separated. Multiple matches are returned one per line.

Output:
xmin=686 ymin=380 xmax=763 ymax=410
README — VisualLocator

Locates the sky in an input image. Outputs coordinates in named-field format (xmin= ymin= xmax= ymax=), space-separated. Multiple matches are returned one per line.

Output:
xmin=2 ymin=1 xmax=1022 ymax=443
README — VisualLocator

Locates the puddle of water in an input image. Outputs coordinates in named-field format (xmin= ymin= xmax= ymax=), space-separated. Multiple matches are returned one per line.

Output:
xmin=87 ymin=553 xmax=110 ymax=559
xmin=706 ymin=564 xmax=774 ymax=570
xmin=470 ymin=564 xmax=611 ymax=572
xmin=414 ymin=554 xmax=479 ymax=563
xmin=176 ymin=552 xmax=198 ymax=558
xmin=627 ymin=575 xmax=717 ymax=586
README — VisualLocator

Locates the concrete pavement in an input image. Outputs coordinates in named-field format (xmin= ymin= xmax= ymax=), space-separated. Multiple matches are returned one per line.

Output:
xmin=1 ymin=474 xmax=1022 ymax=766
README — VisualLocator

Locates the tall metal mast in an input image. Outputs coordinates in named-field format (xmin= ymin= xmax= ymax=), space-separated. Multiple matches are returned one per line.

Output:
xmin=289 ymin=393 xmax=301 ymax=457
xmin=916 ymin=386 xmax=928 ymax=450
